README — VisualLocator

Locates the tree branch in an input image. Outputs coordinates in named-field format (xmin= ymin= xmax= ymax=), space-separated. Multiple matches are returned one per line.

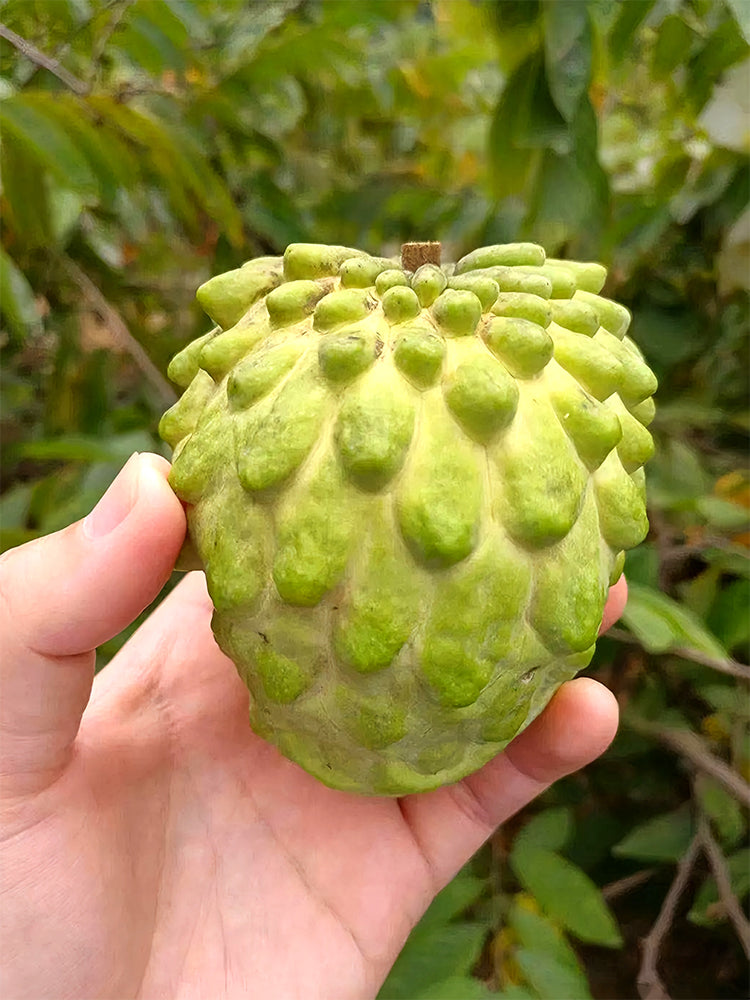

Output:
xmin=19 ymin=0 xmax=127 ymax=88
xmin=603 ymin=868 xmax=657 ymax=902
xmin=670 ymin=643 xmax=750 ymax=682
xmin=0 ymin=23 xmax=87 ymax=95
xmin=697 ymin=814 xmax=750 ymax=960
xmin=89 ymin=0 xmax=136 ymax=85
xmin=637 ymin=833 xmax=702 ymax=999
xmin=626 ymin=717 xmax=750 ymax=809
xmin=608 ymin=627 xmax=750 ymax=682
xmin=63 ymin=260 xmax=177 ymax=409
xmin=636 ymin=796 xmax=750 ymax=998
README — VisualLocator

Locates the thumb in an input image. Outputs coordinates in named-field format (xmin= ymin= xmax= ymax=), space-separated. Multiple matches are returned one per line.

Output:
xmin=0 ymin=453 xmax=185 ymax=796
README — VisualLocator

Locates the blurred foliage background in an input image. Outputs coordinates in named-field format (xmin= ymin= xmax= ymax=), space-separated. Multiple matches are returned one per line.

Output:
xmin=1 ymin=1 xmax=749 ymax=997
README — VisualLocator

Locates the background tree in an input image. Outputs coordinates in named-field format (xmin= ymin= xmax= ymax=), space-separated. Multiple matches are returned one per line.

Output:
xmin=1 ymin=1 xmax=748 ymax=996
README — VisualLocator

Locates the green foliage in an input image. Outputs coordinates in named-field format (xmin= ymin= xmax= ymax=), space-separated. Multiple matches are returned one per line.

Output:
xmin=689 ymin=847 xmax=750 ymax=926
xmin=509 ymin=903 xmax=593 ymax=1000
xmin=613 ymin=804 xmax=696 ymax=862
xmin=622 ymin=584 xmax=730 ymax=656
xmin=510 ymin=843 xmax=623 ymax=947
xmin=377 ymin=872 xmax=492 ymax=999
xmin=511 ymin=807 xmax=574 ymax=854
xmin=1 ymin=0 xmax=749 ymax=996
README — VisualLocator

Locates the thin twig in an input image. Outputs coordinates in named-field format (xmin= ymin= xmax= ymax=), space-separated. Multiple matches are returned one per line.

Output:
xmin=658 ymin=538 xmax=736 ymax=565
xmin=636 ymin=833 xmax=702 ymax=999
xmin=668 ymin=644 xmax=750 ymax=682
xmin=649 ymin=507 xmax=674 ymax=594
xmin=698 ymin=813 xmax=750 ymax=959
xmin=19 ymin=0 xmax=115 ymax=86
xmin=608 ymin=627 xmax=750 ymax=682
xmin=626 ymin=718 xmax=750 ymax=809
xmin=0 ymin=23 xmax=87 ymax=94
xmin=89 ymin=0 xmax=136 ymax=85
xmin=603 ymin=868 xmax=657 ymax=902
xmin=63 ymin=260 xmax=177 ymax=408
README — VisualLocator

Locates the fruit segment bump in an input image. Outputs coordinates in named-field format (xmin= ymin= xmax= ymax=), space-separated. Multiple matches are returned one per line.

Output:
xmin=161 ymin=241 xmax=657 ymax=795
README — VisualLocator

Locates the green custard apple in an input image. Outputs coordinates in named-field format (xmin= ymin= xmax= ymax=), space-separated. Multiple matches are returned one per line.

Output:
xmin=159 ymin=241 xmax=657 ymax=796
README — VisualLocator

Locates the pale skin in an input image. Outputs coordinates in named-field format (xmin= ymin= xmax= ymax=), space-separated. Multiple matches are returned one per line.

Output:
xmin=0 ymin=453 xmax=625 ymax=1000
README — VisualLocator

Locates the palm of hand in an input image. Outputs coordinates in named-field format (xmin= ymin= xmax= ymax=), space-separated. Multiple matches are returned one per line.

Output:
xmin=0 ymin=456 xmax=620 ymax=1000
xmin=4 ymin=575 xmax=433 ymax=1000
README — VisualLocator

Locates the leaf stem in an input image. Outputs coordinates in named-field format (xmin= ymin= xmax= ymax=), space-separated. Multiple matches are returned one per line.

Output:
xmin=607 ymin=627 xmax=750 ymax=682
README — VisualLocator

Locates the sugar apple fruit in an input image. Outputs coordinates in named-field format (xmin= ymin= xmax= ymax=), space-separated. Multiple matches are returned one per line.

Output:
xmin=159 ymin=241 xmax=657 ymax=796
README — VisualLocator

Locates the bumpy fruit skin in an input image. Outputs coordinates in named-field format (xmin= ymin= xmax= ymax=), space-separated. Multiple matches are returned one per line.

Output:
xmin=160 ymin=242 xmax=657 ymax=795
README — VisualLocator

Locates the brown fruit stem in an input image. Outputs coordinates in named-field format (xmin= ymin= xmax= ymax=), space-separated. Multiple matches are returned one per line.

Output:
xmin=401 ymin=242 xmax=441 ymax=271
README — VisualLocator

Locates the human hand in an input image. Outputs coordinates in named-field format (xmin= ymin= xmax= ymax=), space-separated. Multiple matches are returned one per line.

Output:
xmin=0 ymin=453 xmax=624 ymax=1000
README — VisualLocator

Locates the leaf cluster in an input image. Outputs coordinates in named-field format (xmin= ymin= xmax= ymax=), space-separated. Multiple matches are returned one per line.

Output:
xmin=1 ymin=1 xmax=749 ymax=996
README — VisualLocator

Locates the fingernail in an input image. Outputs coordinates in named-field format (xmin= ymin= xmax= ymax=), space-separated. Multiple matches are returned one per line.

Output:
xmin=83 ymin=453 xmax=141 ymax=539
xmin=138 ymin=452 xmax=172 ymax=476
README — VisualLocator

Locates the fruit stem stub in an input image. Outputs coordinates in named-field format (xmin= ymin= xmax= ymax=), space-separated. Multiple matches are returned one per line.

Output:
xmin=401 ymin=242 xmax=441 ymax=272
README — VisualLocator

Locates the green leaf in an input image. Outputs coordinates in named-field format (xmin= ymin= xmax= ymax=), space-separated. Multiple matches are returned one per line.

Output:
xmin=414 ymin=976 xmax=494 ymax=1000
xmin=414 ymin=874 xmax=486 ymax=934
xmin=624 ymin=545 xmax=660 ymax=588
xmin=687 ymin=20 xmax=750 ymax=111
xmin=725 ymin=0 xmax=750 ymax=43
xmin=566 ymin=812 xmax=625 ymax=872
xmin=513 ymin=808 xmax=574 ymax=854
xmin=698 ymin=682 xmax=750 ymax=719
xmin=158 ymin=121 xmax=244 ymax=246
xmin=635 ymin=306 xmax=701 ymax=368
xmin=696 ymin=496 xmax=750 ymax=531
xmin=652 ymin=14 xmax=698 ymax=78
xmin=113 ymin=3 xmax=191 ymax=75
xmin=607 ymin=1 xmax=657 ymax=61
xmin=0 ymin=527 xmax=38 ymax=552
xmin=489 ymin=51 xmax=573 ymax=203
xmin=0 ymin=138 xmax=52 ymax=248
xmin=516 ymin=947 xmax=592 ymax=1000
xmin=619 ymin=590 xmax=674 ymax=652
xmin=510 ymin=903 xmax=592 ymax=999
xmin=48 ymin=187 xmax=85 ymax=247
xmin=527 ymin=94 xmax=608 ymax=249
xmin=585 ymin=0 xmax=621 ymax=35
xmin=0 ymin=246 xmax=39 ymax=341
xmin=703 ymin=548 xmax=750 ymax=581
xmin=493 ymin=1 xmax=541 ymax=31
xmin=696 ymin=776 xmax=747 ymax=849
xmin=622 ymin=585 xmax=729 ymax=659
xmin=11 ymin=434 xmax=144 ymax=465
xmin=378 ymin=873 xmax=489 ymax=1000
xmin=509 ymin=846 xmax=623 ymax=947
xmin=0 ymin=95 xmax=96 ymax=195
xmin=688 ymin=847 xmax=750 ymax=927
xmin=89 ymin=98 xmax=243 ymax=246
xmin=648 ymin=439 xmax=712 ymax=503
xmin=543 ymin=0 xmax=592 ymax=121
xmin=86 ymin=99 xmax=201 ymax=232
xmin=510 ymin=906 xmax=593 ymax=999
xmin=378 ymin=924 xmax=489 ymax=1000
xmin=708 ymin=579 xmax=750 ymax=652
xmin=25 ymin=92 xmax=140 ymax=204
xmin=0 ymin=481 xmax=34 ymax=530
xmin=613 ymin=804 xmax=695 ymax=862
xmin=512 ymin=52 xmax=570 ymax=152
